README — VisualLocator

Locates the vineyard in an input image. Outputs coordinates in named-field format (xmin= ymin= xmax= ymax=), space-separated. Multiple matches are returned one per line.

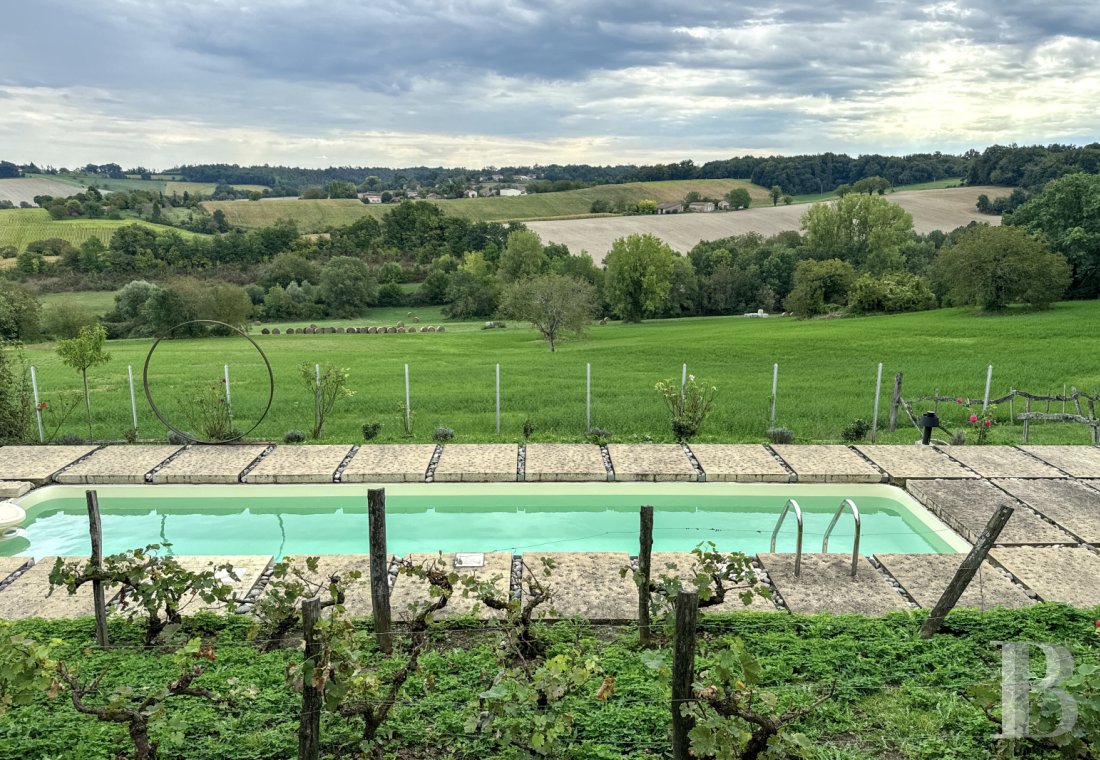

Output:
xmin=0 ymin=209 xmax=203 ymax=251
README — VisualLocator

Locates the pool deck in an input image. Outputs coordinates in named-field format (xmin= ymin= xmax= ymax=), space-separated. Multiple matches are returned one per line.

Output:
xmin=1 ymin=443 xmax=1098 ymax=619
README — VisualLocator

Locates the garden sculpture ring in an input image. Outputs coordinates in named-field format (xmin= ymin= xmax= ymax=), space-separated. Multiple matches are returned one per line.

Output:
xmin=142 ymin=320 xmax=275 ymax=445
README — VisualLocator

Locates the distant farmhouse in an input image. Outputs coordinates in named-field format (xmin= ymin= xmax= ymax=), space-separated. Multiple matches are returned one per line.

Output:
xmin=688 ymin=201 xmax=715 ymax=213
xmin=358 ymin=192 xmax=382 ymax=203
xmin=498 ymin=187 xmax=524 ymax=197
xmin=657 ymin=202 xmax=683 ymax=214
xmin=465 ymin=189 xmax=478 ymax=198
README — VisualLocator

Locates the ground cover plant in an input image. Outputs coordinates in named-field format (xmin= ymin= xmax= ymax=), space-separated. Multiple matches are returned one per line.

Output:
xmin=13 ymin=300 xmax=1100 ymax=445
xmin=0 ymin=604 xmax=1097 ymax=758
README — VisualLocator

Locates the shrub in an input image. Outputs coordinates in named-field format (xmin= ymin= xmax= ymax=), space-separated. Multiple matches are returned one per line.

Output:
xmin=282 ymin=429 xmax=306 ymax=443
xmin=0 ymin=340 xmax=33 ymax=444
xmin=655 ymin=374 xmax=717 ymax=440
xmin=841 ymin=418 xmax=871 ymax=442
xmin=767 ymin=427 xmax=794 ymax=444
xmin=123 ymin=428 xmax=138 ymax=444
xmin=522 ymin=418 xmax=534 ymax=439
xmin=300 ymin=363 xmax=353 ymax=439
xmin=587 ymin=427 xmax=611 ymax=445
xmin=431 ymin=426 xmax=454 ymax=443
xmin=167 ymin=430 xmax=192 ymax=445
xmin=847 ymin=272 xmax=936 ymax=314
xmin=55 ymin=433 xmax=86 ymax=445
xmin=361 ymin=422 xmax=382 ymax=440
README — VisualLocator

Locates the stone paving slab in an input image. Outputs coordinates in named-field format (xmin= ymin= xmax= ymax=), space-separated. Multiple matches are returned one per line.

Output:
xmin=150 ymin=445 xmax=268 ymax=484
xmin=433 ymin=444 xmax=517 ymax=482
xmin=0 ymin=558 xmax=114 ymax=619
xmin=55 ymin=445 xmax=182 ymax=484
xmin=167 ymin=555 xmax=272 ymax=613
xmin=1019 ymin=446 xmax=1100 ymax=478
xmin=524 ymin=552 xmax=637 ymax=620
xmin=991 ymin=547 xmax=1100 ymax=607
xmin=875 ymin=553 xmax=1032 ymax=609
xmin=342 ymin=445 xmax=435 ymax=483
xmin=855 ymin=445 xmax=979 ymax=481
xmin=606 ymin=444 xmax=697 ymax=482
xmin=272 ymin=555 xmax=377 ymax=617
xmin=907 ymin=479 xmax=1075 ymax=545
xmin=757 ymin=553 xmax=909 ymax=615
xmin=523 ymin=444 xmax=608 ymax=481
xmin=993 ymin=479 xmax=1100 ymax=543
xmin=935 ymin=446 xmax=1066 ymax=479
xmin=687 ymin=445 xmax=790 ymax=482
xmin=0 ymin=482 xmax=33 ymax=498
xmin=0 ymin=446 xmax=100 ymax=485
xmin=651 ymin=553 xmax=777 ymax=611
xmin=770 ymin=445 xmax=883 ymax=483
xmin=391 ymin=552 xmax=512 ymax=620
xmin=244 ymin=445 xmax=352 ymax=484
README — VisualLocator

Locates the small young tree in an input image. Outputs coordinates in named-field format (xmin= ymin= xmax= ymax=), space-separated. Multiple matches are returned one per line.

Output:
xmin=769 ymin=185 xmax=782 ymax=206
xmin=500 ymin=274 xmax=597 ymax=352
xmin=55 ymin=322 xmax=110 ymax=437
xmin=655 ymin=374 xmax=717 ymax=440
xmin=0 ymin=340 xmax=34 ymax=443
xmin=299 ymin=363 xmax=353 ymax=439
xmin=49 ymin=544 xmax=237 ymax=645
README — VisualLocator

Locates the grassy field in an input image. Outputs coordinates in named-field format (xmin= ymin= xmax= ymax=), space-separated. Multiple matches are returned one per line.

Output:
xmin=164 ymin=181 xmax=270 ymax=197
xmin=38 ymin=290 xmax=119 ymax=315
xmin=17 ymin=301 xmax=1100 ymax=445
xmin=0 ymin=209 xmax=204 ymax=251
xmin=788 ymin=178 xmax=967 ymax=205
xmin=203 ymin=179 xmax=772 ymax=231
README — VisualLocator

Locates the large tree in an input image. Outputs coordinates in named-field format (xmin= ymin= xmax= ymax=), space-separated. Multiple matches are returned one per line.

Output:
xmin=497 ymin=229 xmax=548 ymax=283
xmin=500 ymin=274 xmax=597 ymax=352
xmin=801 ymin=193 xmax=913 ymax=268
xmin=784 ymin=259 xmax=857 ymax=318
xmin=1006 ymin=172 xmax=1100 ymax=298
xmin=604 ymin=234 xmax=675 ymax=323
xmin=320 ymin=256 xmax=377 ymax=317
xmin=934 ymin=225 xmax=1070 ymax=311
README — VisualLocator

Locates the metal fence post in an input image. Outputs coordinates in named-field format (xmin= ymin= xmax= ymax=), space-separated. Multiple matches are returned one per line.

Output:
xmin=404 ymin=363 xmax=411 ymax=435
xmin=585 ymin=363 xmax=591 ymax=435
xmin=127 ymin=365 xmax=139 ymax=433
xmin=982 ymin=364 xmax=993 ymax=412
xmin=30 ymin=365 xmax=44 ymax=443
xmin=871 ymin=363 xmax=883 ymax=442
xmin=680 ymin=363 xmax=687 ymax=399
xmin=495 ymin=363 xmax=501 ymax=436
xmin=770 ymin=363 xmax=778 ymax=427
xmin=223 ymin=364 xmax=232 ymax=426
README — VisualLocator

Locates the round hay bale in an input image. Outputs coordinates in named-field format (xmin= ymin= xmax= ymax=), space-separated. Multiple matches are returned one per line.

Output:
xmin=272 ymin=328 xmax=281 ymax=335
xmin=260 ymin=328 xmax=270 ymax=335
xmin=309 ymin=324 xmax=317 ymax=329
xmin=368 ymin=326 xmax=378 ymax=334
xmin=420 ymin=326 xmax=428 ymax=332
xmin=425 ymin=325 xmax=435 ymax=333
xmin=307 ymin=327 xmax=316 ymax=334
xmin=436 ymin=325 xmax=445 ymax=333
xmin=396 ymin=321 xmax=405 ymax=328
xmin=412 ymin=316 xmax=420 ymax=323
xmin=336 ymin=327 xmax=345 ymax=333
xmin=387 ymin=326 xmax=396 ymax=334
xmin=406 ymin=311 xmax=414 ymax=318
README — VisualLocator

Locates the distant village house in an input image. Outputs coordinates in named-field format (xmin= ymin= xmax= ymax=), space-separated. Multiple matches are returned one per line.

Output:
xmin=657 ymin=202 xmax=683 ymax=214
xmin=688 ymin=201 xmax=715 ymax=213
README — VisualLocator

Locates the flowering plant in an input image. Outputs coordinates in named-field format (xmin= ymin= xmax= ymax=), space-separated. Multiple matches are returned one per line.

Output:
xmin=962 ymin=402 xmax=995 ymax=444
xmin=655 ymin=374 xmax=717 ymax=440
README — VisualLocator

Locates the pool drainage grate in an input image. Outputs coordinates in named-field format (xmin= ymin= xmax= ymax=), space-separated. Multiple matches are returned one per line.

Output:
xmin=145 ymin=444 xmax=191 ymax=483
xmin=238 ymin=445 xmax=276 ymax=483
xmin=425 ymin=445 xmax=444 ymax=482
xmin=333 ymin=445 xmax=360 ymax=483
xmin=763 ymin=445 xmax=798 ymax=483
xmin=682 ymin=443 xmax=706 ymax=482
xmin=599 ymin=445 xmax=615 ymax=481
xmin=517 ymin=445 xmax=526 ymax=482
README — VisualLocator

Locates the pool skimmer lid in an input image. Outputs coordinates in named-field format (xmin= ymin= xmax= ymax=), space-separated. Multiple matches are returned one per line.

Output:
xmin=454 ymin=553 xmax=485 ymax=569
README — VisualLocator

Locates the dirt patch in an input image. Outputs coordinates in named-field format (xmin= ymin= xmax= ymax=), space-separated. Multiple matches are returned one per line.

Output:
xmin=529 ymin=186 xmax=1005 ymax=263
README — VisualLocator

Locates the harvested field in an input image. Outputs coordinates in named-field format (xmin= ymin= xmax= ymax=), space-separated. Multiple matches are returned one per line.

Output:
xmin=529 ymin=186 xmax=1005 ymax=262
xmin=0 ymin=178 xmax=82 ymax=206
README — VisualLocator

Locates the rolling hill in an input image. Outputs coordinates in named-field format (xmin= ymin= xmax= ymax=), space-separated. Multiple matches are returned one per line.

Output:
xmin=0 ymin=208 xmax=205 ymax=251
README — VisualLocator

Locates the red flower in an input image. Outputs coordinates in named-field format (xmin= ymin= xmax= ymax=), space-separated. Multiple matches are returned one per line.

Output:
xmin=969 ymin=414 xmax=978 ymax=423
xmin=1095 ymin=620 xmax=1100 ymax=628
xmin=955 ymin=397 xmax=964 ymax=404
xmin=984 ymin=419 xmax=992 ymax=428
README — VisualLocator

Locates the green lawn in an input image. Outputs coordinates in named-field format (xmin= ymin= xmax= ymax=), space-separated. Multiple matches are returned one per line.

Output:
xmin=203 ymin=179 xmax=772 ymax=231
xmin=0 ymin=209 xmax=205 ymax=251
xmin=17 ymin=301 xmax=1100 ymax=445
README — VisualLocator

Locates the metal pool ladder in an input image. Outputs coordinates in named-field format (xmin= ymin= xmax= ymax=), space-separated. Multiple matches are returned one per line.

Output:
xmin=769 ymin=499 xmax=803 ymax=578
xmin=822 ymin=498 xmax=861 ymax=577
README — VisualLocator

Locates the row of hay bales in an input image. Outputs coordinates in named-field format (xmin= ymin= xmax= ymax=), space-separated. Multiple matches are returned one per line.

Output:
xmin=260 ymin=324 xmax=446 ymax=335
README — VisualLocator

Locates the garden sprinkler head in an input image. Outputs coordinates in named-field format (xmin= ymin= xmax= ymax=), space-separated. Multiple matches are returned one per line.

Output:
xmin=918 ymin=411 xmax=940 ymax=446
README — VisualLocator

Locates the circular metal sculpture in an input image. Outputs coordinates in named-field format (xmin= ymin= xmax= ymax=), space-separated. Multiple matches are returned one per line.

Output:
xmin=143 ymin=320 xmax=274 ymax=444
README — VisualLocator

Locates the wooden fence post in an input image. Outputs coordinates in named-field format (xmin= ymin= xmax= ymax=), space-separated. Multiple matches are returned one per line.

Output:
xmin=86 ymin=490 xmax=109 ymax=648
xmin=368 ymin=488 xmax=392 ymax=654
xmin=671 ymin=590 xmax=699 ymax=760
xmin=298 ymin=596 xmax=322 ymax=760
xmin=1023 ymin=397 xmax=1031 ymax=443
xmin=638 ymin=505 xmax=654 ymax=648
xmin=888 ymin=372 xmax=903 ymax=432
xmin=919 ymin=504 xmax=1014 ymax=638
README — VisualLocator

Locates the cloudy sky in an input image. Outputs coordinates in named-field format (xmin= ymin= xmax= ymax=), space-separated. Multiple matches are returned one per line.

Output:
xmin=2 ymin=0 xmax=1098 ymax=169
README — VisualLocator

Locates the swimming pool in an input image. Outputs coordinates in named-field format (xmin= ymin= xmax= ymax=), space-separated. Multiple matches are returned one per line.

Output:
xmin=7 ymin=482 xmax=967 ymax=558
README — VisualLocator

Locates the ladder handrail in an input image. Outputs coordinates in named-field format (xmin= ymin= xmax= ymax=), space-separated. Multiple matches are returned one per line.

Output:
xmin=769 ymin=499 xmax=803 ymax=578
xmin=822 ymin=498 xmax=861 ymax=577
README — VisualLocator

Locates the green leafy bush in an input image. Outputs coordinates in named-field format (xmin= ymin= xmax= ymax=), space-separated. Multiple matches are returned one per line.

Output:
xmin=841 ymin=418 xmax=871 ymax=442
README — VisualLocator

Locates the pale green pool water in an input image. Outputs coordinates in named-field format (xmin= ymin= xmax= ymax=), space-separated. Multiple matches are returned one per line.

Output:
xmin=7 ymin=484 xmax=962 ymax=558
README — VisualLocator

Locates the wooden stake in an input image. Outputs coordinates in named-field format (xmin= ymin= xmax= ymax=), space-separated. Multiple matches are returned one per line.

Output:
xmin=888 ymin=372 xmax=903 ymax=432
xmin=86 ymin=490 xmax=109 ymax=648
xmin=638 ymin=505 xmax=654 ymax=648
xmin=1023 ymin=397 xmax=1031 ymax=443
xmin=919 ymin=504 xmax=1014 ymax=638
xmin=298 ymin=596 xmax=322 ymax=760
xmin=368 ymin=488 xmax=392 ymax=654
xmin=671 ymin=590 xmax=699 ymax=760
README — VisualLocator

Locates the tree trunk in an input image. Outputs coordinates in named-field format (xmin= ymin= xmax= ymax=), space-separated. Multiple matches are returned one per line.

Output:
xmin=127 ymin=717 xmax=156 ymax=760
xmin=548 ymin=334 xmax=555 ymax=352
xmin=82 ymin=369 xmax=93 ymax=438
